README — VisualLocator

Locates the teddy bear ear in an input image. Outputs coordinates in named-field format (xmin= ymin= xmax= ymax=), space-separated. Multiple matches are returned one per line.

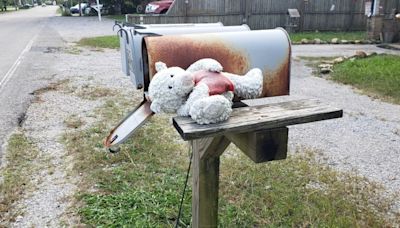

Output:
xmin=155 ymin=62 xmax=167 ymax=72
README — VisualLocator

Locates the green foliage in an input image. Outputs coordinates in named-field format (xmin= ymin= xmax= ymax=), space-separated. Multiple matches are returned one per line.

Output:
xmin=332 ymin=54 xmax=400 ymax=103
xmin=77 ymin=35 xmax=119 ymax=49
xmin=290 ymin=31 xmax=367 ymax=42
xmin=63 ymin=96 xmax=399 ymax=227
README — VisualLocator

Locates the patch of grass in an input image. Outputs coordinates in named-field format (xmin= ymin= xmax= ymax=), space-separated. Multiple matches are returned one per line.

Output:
xmin=290 ymin=31 xmax=366 ymax=42
xmin=332 ymin=54 xmax=400 ymax=104
xmin=0 ymin=6 xmax=17 ymax=13
xmin=64 ymin=47 xmax=82 ymax=55
xmin=0 ymin=132 xmax=39 ymax=224
xmin=63 ymin=97 xmax=399 ymax=227
xmin=218 ymin=151 xmax=399 ymax=227
xmin=33 ymin=79 xmax=70 ymax=95
xmin=297 ymin=56 xmax=339 ymax=62
xmin=297 ymin=56 xmax=339 ymax=76
xmin=105 ymin=15 xmax=127 ymax=21
xmin=77 ymin=36 xmax=119 ymax=49
xmin=76 ymin=85 xmax=115 ymax=100
xmin=64 ymin=115 xmax=86 ymax=129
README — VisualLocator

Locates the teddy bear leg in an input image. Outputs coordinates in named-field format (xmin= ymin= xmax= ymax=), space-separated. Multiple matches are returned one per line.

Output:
xmin=226 ymin=68 xmax=263 ymax=99
xmin=189 ymin=95 xmax=232 ymax=124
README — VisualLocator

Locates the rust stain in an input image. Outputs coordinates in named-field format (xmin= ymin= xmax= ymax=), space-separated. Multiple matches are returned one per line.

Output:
xmin=144 ymin=35 xmax=250 ymax=80
xmin=262 ymin=50 xmax=290 ymax=97
xmin=144 ymin=34 xmax=290 ymax=98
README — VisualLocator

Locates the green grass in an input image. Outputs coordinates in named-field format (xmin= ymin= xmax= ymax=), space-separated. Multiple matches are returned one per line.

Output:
xmin=77 ymin=35 xmax=119 ymax=49
xmin=105 ymin=15 xmax=127 ymax=21
xmin=332 ymin=54 xmax=400 ymax=103
xmin=0 ymin=6 xmax=17 ymax=13
xmin=75 ymin=85 xmax=115 ymax=100
xmin=63 ymin=97 xmax=399 ymax=227
xmin=0 ymin=132 xmax=39 ymax=224
xmin=290 ymin=31 xmax=367 ymax=42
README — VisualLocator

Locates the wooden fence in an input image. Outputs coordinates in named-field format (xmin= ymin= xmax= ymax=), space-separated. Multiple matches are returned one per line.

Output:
xmin=127 ymin=0 xmax=400 ymax=31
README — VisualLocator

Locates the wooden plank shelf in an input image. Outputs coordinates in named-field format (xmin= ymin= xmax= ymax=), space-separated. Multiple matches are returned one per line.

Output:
xmin=173 ymin=98 xmax=343 ymax=141
xmin=171 ymin=97 xmax=342 ymax=228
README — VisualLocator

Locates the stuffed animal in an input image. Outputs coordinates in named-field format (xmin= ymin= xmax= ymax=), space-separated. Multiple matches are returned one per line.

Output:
xmin=148 ymin=58 xmax=263 ymax=124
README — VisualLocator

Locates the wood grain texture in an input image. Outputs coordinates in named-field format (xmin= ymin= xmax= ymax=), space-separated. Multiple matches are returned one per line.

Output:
xmin=127 ymin=0 xmax=400 ymax=31
xmin=226 ymin=127 xmax=288 ymax=163
xmin=192 ymin=137 xmax=229 ymax=228
xmin=195 ymin=136 xmax=231 ymax=160
xmin=173 ymin=98 xmax=343 ymax=141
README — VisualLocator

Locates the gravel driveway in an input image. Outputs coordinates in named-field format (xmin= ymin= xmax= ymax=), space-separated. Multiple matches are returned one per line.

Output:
xmin=289 ymin=46 xmax=400 ymax=197
xmin=2 ymin=11 xmax=399 ymax=226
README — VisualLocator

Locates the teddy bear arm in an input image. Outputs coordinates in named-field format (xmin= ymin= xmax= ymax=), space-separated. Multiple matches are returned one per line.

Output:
xmin=177 ymin=83 xmax=210 ymax=116
xmin=186 ymin=58 xmax=223 ymax=73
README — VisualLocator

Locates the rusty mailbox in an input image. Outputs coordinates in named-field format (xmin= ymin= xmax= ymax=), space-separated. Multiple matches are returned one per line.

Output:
xmin=117 ymin=22 xmax=226 ymax=77
xmin=117 ymin=22 xmax=250 ymax=85
xmin=105 ymin=27 xmax=291 ymax=153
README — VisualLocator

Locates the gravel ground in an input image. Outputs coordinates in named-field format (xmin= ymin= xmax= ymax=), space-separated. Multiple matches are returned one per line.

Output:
xmin=11 ymin=47 xmax=138 ymax=227
xmin=288 ymin=57 xmax=400 ymax=203
xmin=7 ymin=15 xmax=137 ymax=227
xmin=2 ymin=13 xmax=400 ymax=226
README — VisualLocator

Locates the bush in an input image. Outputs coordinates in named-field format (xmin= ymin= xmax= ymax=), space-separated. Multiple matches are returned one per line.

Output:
xmin=122 ymin=1 xmax=136 ymax=14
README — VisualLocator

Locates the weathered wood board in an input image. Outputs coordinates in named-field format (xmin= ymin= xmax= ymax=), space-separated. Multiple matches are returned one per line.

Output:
xmin=173 ymin=98 xmax=343 ymax=141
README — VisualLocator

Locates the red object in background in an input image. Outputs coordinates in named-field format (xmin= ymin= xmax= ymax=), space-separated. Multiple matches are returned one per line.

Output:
xmin=145 ymin=0 xmax=173 ymax=14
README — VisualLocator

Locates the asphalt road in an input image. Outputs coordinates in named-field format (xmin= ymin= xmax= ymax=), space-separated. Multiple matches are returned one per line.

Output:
xmin=0 ymin=6 xmax=59 ymax=162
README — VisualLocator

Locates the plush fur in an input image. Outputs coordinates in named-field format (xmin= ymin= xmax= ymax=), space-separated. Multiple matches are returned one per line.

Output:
xmin=148 ymin=58 xmax=263 ymax=124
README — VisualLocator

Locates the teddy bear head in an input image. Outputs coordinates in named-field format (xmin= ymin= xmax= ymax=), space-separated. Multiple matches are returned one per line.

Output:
xmin=148 ymin=62 xmax=195 ymax=113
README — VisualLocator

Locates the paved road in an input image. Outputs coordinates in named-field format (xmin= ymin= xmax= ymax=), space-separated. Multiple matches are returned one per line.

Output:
xmin=0 ymin=6 xmax=59 ymax=162
xmin=0 ymin=7 xmax=55 ymax=82
xmin=0 ymin=7 xmax=115 ymax=164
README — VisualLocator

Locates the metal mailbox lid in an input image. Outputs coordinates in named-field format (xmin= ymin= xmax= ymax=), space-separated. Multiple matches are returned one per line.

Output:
xmin=134 ymin=25 xmax=250 ymax=35
xmin=143 ymin=28 xmax=291 ymax=97
xmin=130 ymin=22 xmax=224 ymax=28
xmin=127 ymin=25 xmax=251 ymax=89
xmin=119 ymin=22 xmax=226 ymax=76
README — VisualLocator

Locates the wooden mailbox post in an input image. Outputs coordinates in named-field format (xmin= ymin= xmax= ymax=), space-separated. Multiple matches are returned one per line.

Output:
xmin=173 ymin=96 xmax=343 ymax=228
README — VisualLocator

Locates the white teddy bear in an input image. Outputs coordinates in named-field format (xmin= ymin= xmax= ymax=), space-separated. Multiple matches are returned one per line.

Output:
xmin=148 ymin=58 xmax=263 ymax=124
